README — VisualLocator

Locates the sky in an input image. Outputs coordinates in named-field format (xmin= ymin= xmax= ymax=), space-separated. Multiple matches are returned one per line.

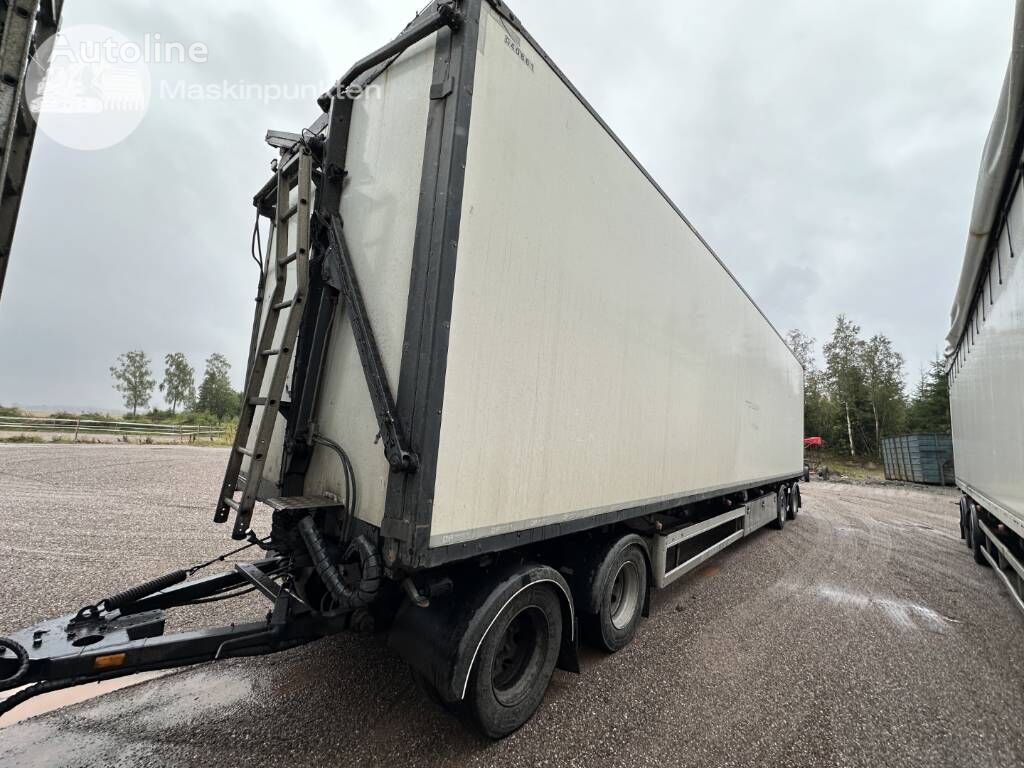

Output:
xmin=0 ymin=0 xmax=1013 ymax=411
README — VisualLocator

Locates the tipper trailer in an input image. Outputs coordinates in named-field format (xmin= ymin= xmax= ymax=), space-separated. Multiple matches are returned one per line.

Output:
xmin=0 ymin=0 xmax=803 ymax=737
xmin=948 ymin=0 xmax=1024 ymax=615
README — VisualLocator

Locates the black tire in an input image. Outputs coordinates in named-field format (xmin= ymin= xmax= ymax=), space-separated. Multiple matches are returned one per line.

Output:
xmin=465 ymin=585 xmax=562 ymax=739
xmin=770 ymin=487 xmax=787 ymax=530
xmin=971 ymin=504 xmax=990 ymax=567
xmin=803 ymin=466 xmax=811 ymax=483
xmin=959 ymin=497 xmax=968 ymax=543
xmin=591 ymin=543 xmax=647 ymax=652
xmin=786 ymin=484 xmax=800 ymax=521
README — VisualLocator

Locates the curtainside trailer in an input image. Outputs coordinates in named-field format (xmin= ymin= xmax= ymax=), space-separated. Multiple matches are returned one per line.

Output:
xmin=947 ymin=0 xmax=1024 ymax=615
xmin=0 ymin=0 xmax=803 ymax=737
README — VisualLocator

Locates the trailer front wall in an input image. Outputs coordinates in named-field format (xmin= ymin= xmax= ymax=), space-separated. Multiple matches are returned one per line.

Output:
xmin=427 ymin=7 xmax=803 ymax=547
xmin=949 ymin=170 xmax=1024 ymax=532
xmin=255 ymin=35 xmax=438 ymax=526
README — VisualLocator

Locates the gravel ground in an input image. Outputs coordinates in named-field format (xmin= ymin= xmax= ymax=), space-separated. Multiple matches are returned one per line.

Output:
xmin=1 ymin=444 xmax=1023 ymax=767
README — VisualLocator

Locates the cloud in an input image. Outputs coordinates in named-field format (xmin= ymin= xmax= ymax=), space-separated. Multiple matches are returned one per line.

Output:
xmin=0 ymin=0 xmax=1011 ymax=409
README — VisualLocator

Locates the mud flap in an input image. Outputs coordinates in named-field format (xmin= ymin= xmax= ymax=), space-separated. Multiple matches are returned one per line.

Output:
xmin=388 ymin=562 xmax=577 ymax=702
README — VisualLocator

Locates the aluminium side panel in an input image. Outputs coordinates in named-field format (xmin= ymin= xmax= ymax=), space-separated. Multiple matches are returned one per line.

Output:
xmin=426 ymin=4 xmax=803 ymax=549
xmin=949 ymin=170 xmax=1024 ymax=536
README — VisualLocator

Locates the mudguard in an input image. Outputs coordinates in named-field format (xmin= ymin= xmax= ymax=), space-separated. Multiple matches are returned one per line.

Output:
xmin=388 ymin=562 xmax=577 ymax=702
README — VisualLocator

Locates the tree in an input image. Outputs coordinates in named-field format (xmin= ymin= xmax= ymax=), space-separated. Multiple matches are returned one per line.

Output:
xmin=822 ymin=316 xmax=866 ymax=457
xmin=786 ymin=328 xmax=832 ymax=441
xmin=785 ymin=328 xmax=816 ymax=373
xmin=110 ymin=350 xmax=156 ymax=417
xmin=159 ymin=353 xmax=195 ymax=414
xmin=862 ymin=334 xmax=906 ymax=456
xmin=196 ymin=353 xmax=240 ymax=419
xmin=906 ymin=356 xmax=951 ymax=434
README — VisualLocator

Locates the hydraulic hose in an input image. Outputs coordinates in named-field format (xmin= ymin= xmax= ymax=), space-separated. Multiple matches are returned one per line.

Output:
xmin=0 ymin=637 xmax=29 ymax=690
xmin=297 ymin=517 xmax=380 ymax=611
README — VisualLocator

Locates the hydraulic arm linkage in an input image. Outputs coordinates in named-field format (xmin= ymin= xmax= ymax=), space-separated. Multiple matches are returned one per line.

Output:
xmin=285 ymin=1 xmax=464 ymax=482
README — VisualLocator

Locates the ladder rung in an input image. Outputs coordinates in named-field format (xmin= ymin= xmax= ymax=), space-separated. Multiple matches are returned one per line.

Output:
xmin=223 ymin=498 xmax=240 ymax=511
xmin=278 ymin=249 xmax=304 ymax=267
xmin=236 ymin=447 xmax=262 ymax=459
xmin=279 ymin=202 xmax=299 ymax=222
xmin=261 ymin=348 xmax=288 ymax=357
xmin=271 ymin=298 xmax=296 ymax=311
xmin=248 ymin=397 xmax=276 ymax=407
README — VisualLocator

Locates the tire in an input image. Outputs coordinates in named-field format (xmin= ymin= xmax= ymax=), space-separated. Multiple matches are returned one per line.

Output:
xmin=465 ymin=585 xmax=562 ymax=739
xmin=803 ymin=466 xmax=811 ymax=483
xmin=959 ymin=497 xmax=968 ymax=543
xmin=591 ymin=543 xmax=647 ymax=652
xmin=971 ymin=504 xmax=990 ymax=567
xmin=786 ymin=484 xmax=800 ymax=521
xmin=770 ymin=487 xmax=787 ymax=530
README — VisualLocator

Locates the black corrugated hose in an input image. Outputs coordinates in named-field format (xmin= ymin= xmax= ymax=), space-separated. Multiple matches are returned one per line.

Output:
xmin=0 ymin=637 xmax=29 ymax=690
xmin=297 ymin=516 xmax=380 ymax=612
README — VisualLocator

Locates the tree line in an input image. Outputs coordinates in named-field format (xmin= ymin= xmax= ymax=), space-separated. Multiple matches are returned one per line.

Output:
xmin=787 ymin=315 xmax=951 ymax=458
xmin=110 ymin=351 xmax=241 ymax=421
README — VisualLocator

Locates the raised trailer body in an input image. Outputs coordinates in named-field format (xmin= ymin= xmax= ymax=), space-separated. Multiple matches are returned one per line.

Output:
xmin=246 ymin=0 xmax=803 ymax=570
xmin=947 ymin=0 xmax=1024 ymax=612
xmin=2 ymin=0 xmax=803 ymax=738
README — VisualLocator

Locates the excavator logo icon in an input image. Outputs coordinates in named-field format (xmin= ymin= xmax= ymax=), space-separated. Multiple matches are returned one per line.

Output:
xmin=24 ymin=25 xmax=151 ymax=151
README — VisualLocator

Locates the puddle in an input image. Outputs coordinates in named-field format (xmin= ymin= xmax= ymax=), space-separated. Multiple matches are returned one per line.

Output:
xmin=697 ymin=563 xmax=721 ymax=578
xmin=811 ymin=584 xmax=959 ymax=631
xmin=0 ymin=671 xmax=169 ymax=729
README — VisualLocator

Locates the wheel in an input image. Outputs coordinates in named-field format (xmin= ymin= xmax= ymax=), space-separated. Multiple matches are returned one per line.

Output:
xmin=770 ymin=487 xmax=787 ymax=530
xmin=786 ymin=484 xmax=800 ymax=521
xmin=971 ymin=504 xmax=989 ymax=567
xmin=465 ymin=584 xmax=562 ymax=739
xmin=803 ymin=465 xmax=811 ymax=483
xmin=959 ymin=497 xmax=968 ymax=542
xmin=591 ymin=543 xmax=647 ymax=652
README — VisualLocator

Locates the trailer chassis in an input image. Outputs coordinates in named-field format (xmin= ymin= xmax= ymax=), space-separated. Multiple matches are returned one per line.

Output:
xmin=960 ymin=485 xmax=1024 ymax=614
xmin=0 ymin=552 xmax=346 ymax=719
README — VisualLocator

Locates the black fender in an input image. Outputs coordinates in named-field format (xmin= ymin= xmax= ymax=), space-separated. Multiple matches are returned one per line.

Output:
xmin=388 ymin=562 xmax=577 ymax=702
xmin=563 ymin=532 xmax=653 ymax=619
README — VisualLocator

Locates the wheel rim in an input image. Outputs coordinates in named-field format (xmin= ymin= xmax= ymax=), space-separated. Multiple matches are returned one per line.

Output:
xmin=609 ymin=560 xmax=641 ymax=630
xmin=491 ymin=606 xmax=547 ymax=707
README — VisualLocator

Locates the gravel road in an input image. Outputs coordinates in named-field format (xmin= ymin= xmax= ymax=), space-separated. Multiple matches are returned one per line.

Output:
xmin=1 ymin=444 xmax=1023 ymax=767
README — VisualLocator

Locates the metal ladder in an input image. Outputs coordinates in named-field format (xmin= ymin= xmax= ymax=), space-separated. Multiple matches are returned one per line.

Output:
xmin=216 ymin=149 xmax=313 ymax=539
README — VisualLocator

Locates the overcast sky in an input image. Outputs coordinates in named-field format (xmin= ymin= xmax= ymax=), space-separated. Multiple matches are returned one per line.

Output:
xmin=0 ymin=0 xmax=1012 ymax=411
